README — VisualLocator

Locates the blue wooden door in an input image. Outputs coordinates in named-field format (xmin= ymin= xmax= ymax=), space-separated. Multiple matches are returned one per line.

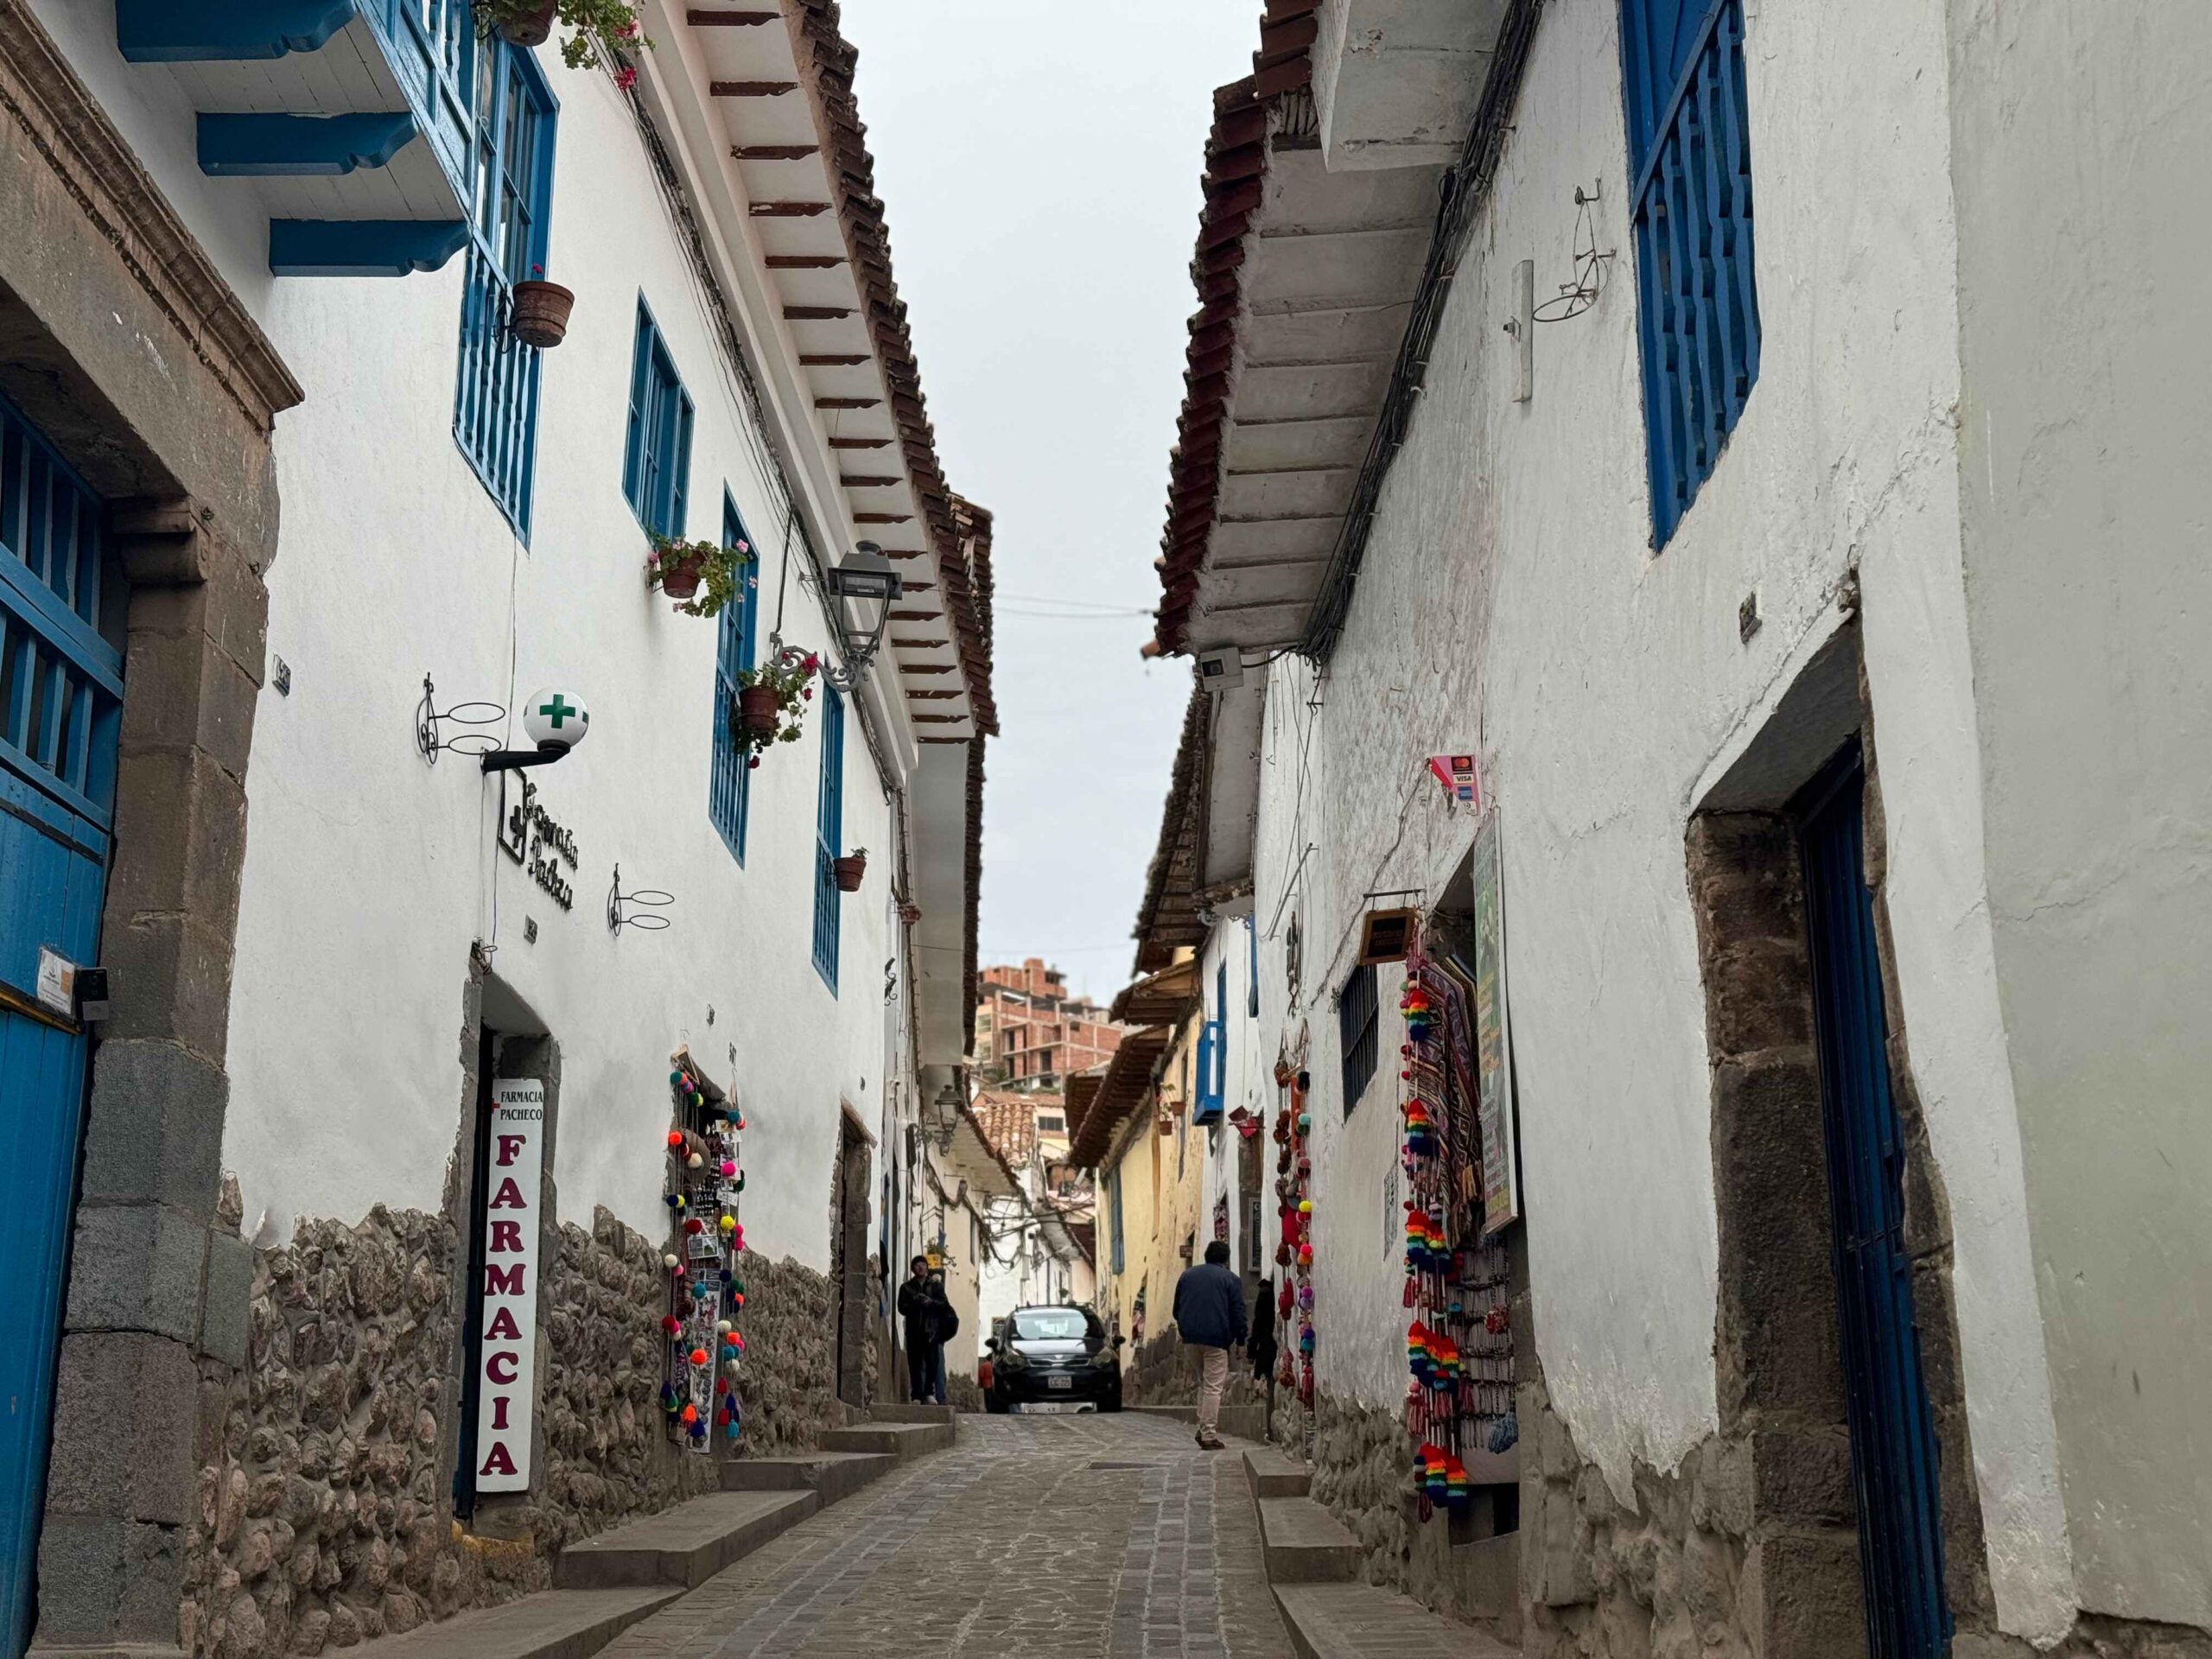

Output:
xmin=1796 ymin=747 xmax=1950 ymax=1656
xmin=0 ymin=394 xmax=122 ymax=1657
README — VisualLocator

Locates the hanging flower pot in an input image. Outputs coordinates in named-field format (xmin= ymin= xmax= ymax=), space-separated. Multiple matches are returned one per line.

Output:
xmin=509 ymin=278 xmax=574 ymax=348
xmin=657 ymin=550 xmax=706 ymax=600
xmin=832 ymin=849 xmax=868 ymax=893
xmin=494 ymin=0 xmax=558 ymax=46
xmin=736 ymin=684 xmax=781 ymax=738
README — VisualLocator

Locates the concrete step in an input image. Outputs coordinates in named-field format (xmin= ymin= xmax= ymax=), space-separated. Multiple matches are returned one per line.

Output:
xmin=1273 ymin=1584 xmax=1517 ymax=1659
xmin=820 ymin=1419 xmax=955 ymax=1457
xmin=346 ymin=1586 xmax=683 ymax=1659
xmin=554 ymin=1490 xmax=817 ymax=1591
xmin=1256 ymin=1496 xmax=1364 ymax=1585
xmin=1243 ymin=1445 xmax=1313 ymax=1499
xmin=1124 ymin=1403 xmax=1198 ymax=1422
xmin=869 ymin=1402 xmax=956 ymax=1424
xmin=720 ymin=1448 xmax=898 ymax=1503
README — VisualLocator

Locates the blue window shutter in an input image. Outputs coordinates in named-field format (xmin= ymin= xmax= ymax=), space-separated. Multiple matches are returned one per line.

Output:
xmin=623 ymin=307 xmax=651 ymax=510
xmin=669 ymin=392 xmax=693 ymax=539
xmin=812 ymin=683 xmax=844 ymax=990
xmin=709 ymin=492 xmax=754 ymax=864
xmin=1619 ymin=0 xmax=1760 ymax=548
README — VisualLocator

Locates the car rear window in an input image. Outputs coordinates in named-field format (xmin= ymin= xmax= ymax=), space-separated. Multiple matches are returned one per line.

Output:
xmin=1012 ymin=1308 xmax=1098 ymax=1341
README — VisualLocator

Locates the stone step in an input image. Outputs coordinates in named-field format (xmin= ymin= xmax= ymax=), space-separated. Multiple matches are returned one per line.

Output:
xmin=1124 ymin=1403 xmax=1198 ymax=1422
xmin=1273 ymin=1584 xmax=1517 ymax=1659
xmin=869 ymin=1402 xmax=956 ymax=1424
xmin=820 ymin=1419 xmax=955 ymax=1457
xmin=1243 ymin=1445 xmax=1313 ymax=1499
xmin=1256 ymin=1496 xmax=1364 ymax=1585
xmin=554 ymin=1490 xmax=818 ymax=1591
xmin=344 ymin=1586 xmax=683 ymax=1659
xmin=720 ymin=1448 xmax=899 ymax=1503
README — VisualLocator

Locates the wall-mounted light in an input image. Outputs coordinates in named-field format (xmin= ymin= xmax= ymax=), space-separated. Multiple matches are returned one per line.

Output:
xmin=820 ymin=541 xmax=903 ymax=687
xmin=481 ymin=686 xmax=591 ymax=774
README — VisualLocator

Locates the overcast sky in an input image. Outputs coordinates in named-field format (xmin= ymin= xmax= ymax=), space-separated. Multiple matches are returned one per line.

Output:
xmin=842 ymin=1 xmax=1258 ymax=1002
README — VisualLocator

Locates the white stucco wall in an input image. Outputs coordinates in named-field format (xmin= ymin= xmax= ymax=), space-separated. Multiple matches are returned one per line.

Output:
xmin=1243 ymin=0 xmax=2075 ymax=1633
xmin=1946 ymin=0 xmax=2212 ymax=1630
xmin=38 ymin=7 xmax=922 ymax=1275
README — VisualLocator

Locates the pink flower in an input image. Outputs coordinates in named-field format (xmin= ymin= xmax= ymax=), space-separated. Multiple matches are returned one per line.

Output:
xmin=613 ymin=65 xmax=638 ymax=91
xmin=618 ymin=17 xmax=639 ymax=37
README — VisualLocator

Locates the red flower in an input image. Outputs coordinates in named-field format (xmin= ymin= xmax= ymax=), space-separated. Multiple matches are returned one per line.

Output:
xmin=618 ymin=19 xmax=639 ymax=37
xmin=613 ymin=66 xmax=638 ymax=91
xmin=800 ymin=654 xmax=818 ymax=673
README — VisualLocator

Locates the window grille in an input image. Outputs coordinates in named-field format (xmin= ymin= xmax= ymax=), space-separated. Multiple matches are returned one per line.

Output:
xmin=708 ymin=493 xmax=758 ymax=862
xmin=1338 ymin=962 xmax=1379 ymax=1116
xmin=1621 ymin=0 xmax=1761 ymax=547
xmin=452 ymin=32 xmax=555 ymax=536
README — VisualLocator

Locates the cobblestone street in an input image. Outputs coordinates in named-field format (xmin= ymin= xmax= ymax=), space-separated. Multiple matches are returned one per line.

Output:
xmin=599 ymin=1415 xmax=1292 ymax=1659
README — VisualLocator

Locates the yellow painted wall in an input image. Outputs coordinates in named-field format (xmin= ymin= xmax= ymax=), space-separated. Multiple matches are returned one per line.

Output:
xmin=1097 ymin=998 xmax=1207 ymax=1347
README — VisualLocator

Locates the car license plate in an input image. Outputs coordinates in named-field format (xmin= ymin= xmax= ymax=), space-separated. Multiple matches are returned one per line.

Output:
xmin=1047 ymin=1374 xmax=1073 ymax=1390
xmin=1015 ymin=1401 xmax=1089 ymax=1414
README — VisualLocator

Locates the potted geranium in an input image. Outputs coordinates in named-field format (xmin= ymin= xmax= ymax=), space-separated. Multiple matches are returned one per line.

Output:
xmin=731 ymin=647 xmax=817 ymax=755
xmin=474 ymin=0 xmax=647 ymax=79
xmin=832 ymin=848 xmax=868 ymax=893
xmin=646 ymin=535 xmax=746 ymax=619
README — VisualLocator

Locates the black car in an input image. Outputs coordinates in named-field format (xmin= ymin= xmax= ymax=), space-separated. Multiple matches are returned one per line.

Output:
xmin=985 ymin=1305 xmax=1123 ymax=1414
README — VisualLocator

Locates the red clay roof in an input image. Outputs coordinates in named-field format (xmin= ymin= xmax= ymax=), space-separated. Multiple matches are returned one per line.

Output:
xmin=789 ymin=0 xmax=998 ymax=734
xmin=1150 ymin=1 xmax=1318 ymax=657
xmin=971 ymin=1088 xmax=1058 ymax=1169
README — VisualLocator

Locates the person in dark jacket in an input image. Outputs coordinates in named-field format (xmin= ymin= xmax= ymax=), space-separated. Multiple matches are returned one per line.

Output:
xmin=896 ymin=1255 xmax=948 ymax=1405
xmin=1172 ymin=1240 xmax=1249 ymax=1447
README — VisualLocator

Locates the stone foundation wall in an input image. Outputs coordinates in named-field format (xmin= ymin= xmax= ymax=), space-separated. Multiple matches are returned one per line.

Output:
xmin=181 ymin=1192 xmax=846 ymax=1658
xmin=1122 ymin=1329 xmax=1266 ymax=1416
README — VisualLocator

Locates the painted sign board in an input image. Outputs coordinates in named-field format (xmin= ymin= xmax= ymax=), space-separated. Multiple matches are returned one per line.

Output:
xmin=1470 ymin=816 xmax=1521 ymax=1235
xmin=474 ymin=1078 xmax=544 ymax=1491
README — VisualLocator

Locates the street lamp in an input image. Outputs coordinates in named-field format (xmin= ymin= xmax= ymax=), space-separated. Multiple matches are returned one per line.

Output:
xmin=821 ymin=540 xmax=902 ymax=686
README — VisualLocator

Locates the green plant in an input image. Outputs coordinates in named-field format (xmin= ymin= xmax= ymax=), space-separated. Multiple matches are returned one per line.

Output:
xmin=646 ymin=535 xmax=746 ymax=619
xmin=475 ymin=0 xmax=649 ymax=79
xmin=734 ymin=648 xmax=819 ymax=747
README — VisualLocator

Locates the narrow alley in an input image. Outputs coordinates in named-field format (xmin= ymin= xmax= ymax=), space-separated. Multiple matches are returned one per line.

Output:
xmin=594 ymin=1416 xmax=1288 ymax=1659
xmin=3 ymin=0 xmax=2209 ymax=1657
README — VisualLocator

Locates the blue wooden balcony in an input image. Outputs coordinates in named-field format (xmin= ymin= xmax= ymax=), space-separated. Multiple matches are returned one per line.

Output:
xmin=117 ymin=0 xmax=479 ymax=276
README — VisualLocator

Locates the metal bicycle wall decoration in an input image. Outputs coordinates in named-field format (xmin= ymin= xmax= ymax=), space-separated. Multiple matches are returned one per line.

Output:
xmin=607 ymin=864 xmax=675 ymax=934
xmin=415 ymin=675 xmax=505 ymax=765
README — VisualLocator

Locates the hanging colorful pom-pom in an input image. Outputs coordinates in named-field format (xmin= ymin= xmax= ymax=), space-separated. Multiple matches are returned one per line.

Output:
xmin=732 ymin=1291 xmax=746 ymax=1307
xmin=719 ymin=1215 xmax=735 ymax=1234
xmin=689 ymin=1346 xmax=709 ymax=1366
xmin=662 ymin=1253 xmax=680 ymax=1269
xmin=661 ymin=1314 xmax=680 ymax=1335
xmin=679 ymin=1402 xmax=697 ymax=1425
xmin=666 ymin=1131 xmax=683 ymax=1149
xmin=720 ymin=1160 xmax=736 ymax=1178
xmin=683 ymin=1217 xmax=703 ymax=1236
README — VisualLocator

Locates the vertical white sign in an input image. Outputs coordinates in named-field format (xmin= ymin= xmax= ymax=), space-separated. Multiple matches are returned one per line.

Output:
xmin=474 ymin=1078 xmax=544 ymax=1492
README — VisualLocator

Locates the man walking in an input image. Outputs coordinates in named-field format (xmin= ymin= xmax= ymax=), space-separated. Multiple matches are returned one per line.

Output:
xmin=1173 ymin=1240 xmax=1248 ymax=1448
xmin=897 ymin=1255 xmax=948 ymax=1405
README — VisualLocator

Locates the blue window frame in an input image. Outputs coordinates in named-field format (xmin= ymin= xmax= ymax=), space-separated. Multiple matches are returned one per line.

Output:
xmin=708 ymin=493 xmax=759 ymax=863
xmin=624 ymin=302 xmax=694 ymax=539
xmin=1193 ymin=959 xmax=1226 ymax=1125
xmin=452 ymin=29 xmax=555 ymax=537
xmin=1620 ymin=0 xmax=1760 ymax=548
xmin=811 ymin=683 xmax=845 ymax=991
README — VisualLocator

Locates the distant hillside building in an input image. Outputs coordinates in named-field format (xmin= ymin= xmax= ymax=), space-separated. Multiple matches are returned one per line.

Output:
xmin=976 ymin=959 xmax=1126 ymax=1087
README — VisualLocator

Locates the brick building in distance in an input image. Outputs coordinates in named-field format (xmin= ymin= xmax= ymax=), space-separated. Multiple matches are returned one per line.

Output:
xmin=976 ymin=959 xmax=1126 ymax=1089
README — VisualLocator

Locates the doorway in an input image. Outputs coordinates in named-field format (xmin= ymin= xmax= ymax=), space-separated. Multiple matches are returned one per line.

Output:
xmin=0 ymin=397 xmax=124 ymax=1656
xmin=1795 ymin=745 xmax=1950 ymax=1654
xmin=831 ymin=1113 xmax=872 ymax=1407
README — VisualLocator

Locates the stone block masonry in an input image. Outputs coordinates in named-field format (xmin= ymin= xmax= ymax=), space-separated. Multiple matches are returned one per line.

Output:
xmin=181 ymin=1193 xmax=849 ymax=1658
